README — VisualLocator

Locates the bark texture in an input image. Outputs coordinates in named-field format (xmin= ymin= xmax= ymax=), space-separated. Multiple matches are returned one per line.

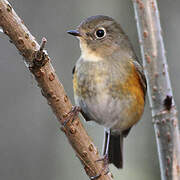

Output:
xmin=0 ymin=0 xmax=113 ymax=179
xmin=132 ymin=0 xmax=180 ymax=179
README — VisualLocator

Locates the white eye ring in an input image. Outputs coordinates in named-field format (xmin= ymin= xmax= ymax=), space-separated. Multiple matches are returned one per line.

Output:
xmin=95 ymin=27 xmax=106 ymax=39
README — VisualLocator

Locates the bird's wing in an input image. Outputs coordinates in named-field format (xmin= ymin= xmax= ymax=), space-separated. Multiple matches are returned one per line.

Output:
xmin=72 ymin=65 xmax=76 ymax=76
xmin=132 ymin=60 xmax=147 ymax=97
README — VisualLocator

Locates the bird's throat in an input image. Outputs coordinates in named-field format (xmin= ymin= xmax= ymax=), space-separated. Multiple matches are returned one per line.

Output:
xmin=80 ymin=40 xmax=103 ymax=62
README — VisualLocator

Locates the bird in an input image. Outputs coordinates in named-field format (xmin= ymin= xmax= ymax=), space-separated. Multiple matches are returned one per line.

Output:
xmin=67 ymin=15 xmax=146 ymax=169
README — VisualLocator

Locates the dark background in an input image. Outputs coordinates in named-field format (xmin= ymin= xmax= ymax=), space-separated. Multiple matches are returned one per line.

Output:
xmin=0 ymin=0 xmax=180 ymax=179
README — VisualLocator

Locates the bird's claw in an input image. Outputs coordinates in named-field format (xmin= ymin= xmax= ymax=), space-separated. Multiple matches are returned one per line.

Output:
xmin=90 ymin=154 xmax=109 ymax=179
xmin=90 ymin=173 xmax=101 ymax=180
xmin=62 ymin=106 xmax=81 ymax=127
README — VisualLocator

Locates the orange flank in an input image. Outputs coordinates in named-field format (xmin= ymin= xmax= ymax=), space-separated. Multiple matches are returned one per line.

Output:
xmin=122 ymin=62 xmax=145 ymax=127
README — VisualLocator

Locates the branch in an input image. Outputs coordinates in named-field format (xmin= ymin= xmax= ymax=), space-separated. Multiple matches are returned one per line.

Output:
xmin=0 ymin=0 xmax=113 ymax=179
xmin=132 ymin=0 xmax=180 ymax=179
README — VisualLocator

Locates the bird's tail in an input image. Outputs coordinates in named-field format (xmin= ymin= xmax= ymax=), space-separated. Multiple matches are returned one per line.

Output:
xmin=103 ymin=131 xmax=123 ymax=169
xmin=103 ymin=128 xmax=131 ymax=169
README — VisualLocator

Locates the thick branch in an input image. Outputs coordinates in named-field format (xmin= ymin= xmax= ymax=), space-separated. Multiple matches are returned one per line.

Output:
xmin=0 ymin=0 xmax=113 ymax=179
xmin=132 ymin=0 xmax=180 ymax=179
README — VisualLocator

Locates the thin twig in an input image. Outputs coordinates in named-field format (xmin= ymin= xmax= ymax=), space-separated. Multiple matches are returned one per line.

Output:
xmin=0 ymin=0 xmax=113 ymax=179
xmin=39 ymin=37 xmax=47 ymax=51
xmin=132 ymin=0 xmax=180 ymax=179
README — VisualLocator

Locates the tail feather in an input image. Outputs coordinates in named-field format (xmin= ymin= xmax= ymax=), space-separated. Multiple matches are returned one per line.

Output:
xmin=103 ymin=128 xmax=131 ymax=169
xmin=108 ymin=134 xmax=123 ymax=168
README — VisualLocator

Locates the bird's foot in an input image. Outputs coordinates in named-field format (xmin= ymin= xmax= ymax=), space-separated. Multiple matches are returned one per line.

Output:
xmin=90 ymin=154 xmax=109 ymax=179
xmin=62 ymin=106 xmax=81 ymax=127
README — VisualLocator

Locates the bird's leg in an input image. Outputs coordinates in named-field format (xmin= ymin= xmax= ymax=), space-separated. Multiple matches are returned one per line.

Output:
xmin=90 ymin=130 xmax=110 ymax=179
xmin=104 ymin=129 xmax=110 ymax=156
xmin=62 ymin=106 xmax=81 ymax=127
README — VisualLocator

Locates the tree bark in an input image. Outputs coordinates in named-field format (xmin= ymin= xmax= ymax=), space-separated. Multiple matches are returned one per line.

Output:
xmin=0 ymin=0 xmax=113 ymax=179
xmin=132 ymin=0 xmax=180 ymax=179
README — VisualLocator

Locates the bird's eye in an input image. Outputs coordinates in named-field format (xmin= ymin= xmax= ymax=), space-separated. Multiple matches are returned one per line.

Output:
xmin=95 ymin=28 xmax=106 ymax=39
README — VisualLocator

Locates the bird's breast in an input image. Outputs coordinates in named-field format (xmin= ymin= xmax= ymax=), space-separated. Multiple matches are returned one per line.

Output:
xmin=73 ymin=64 xmax=108 ymax=99
xmin=73 ymin=59 xmax=145 ymax=131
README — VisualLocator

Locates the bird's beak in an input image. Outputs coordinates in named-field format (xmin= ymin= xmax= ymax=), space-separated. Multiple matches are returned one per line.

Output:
xmin=67 ymin=30 xmax=82 ymax=37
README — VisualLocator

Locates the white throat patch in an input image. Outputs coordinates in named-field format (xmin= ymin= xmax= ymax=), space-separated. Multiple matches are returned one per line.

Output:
xmin=80 ymin=40 xmax=103 ymax=62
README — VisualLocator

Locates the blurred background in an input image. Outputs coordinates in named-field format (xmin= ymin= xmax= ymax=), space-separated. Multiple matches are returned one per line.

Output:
xmin=0 ymin=0 xmax=180 ymax=179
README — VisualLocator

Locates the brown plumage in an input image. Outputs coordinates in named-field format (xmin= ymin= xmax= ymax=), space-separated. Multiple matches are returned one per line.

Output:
xmin=68 ymin=15 xmax=146 ymax=169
